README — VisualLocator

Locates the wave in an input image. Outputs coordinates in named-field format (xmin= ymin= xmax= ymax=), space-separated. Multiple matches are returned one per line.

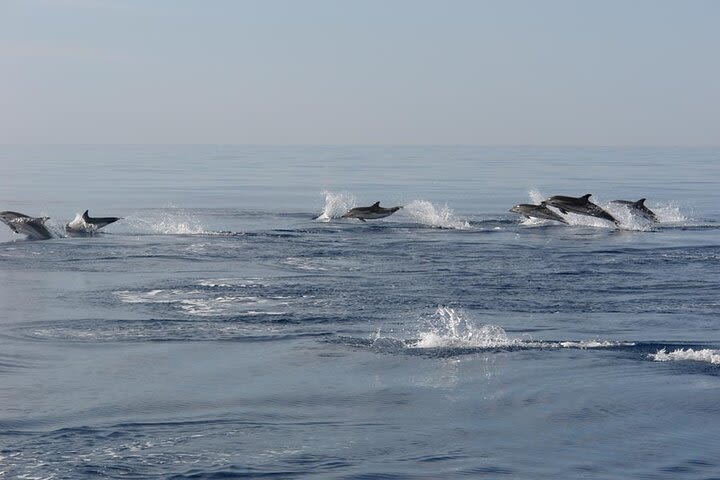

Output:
xmin=649 ymin=348 xmax=720 ymax=365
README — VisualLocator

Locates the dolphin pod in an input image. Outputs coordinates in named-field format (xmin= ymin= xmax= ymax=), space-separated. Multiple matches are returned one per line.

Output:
xmin=509 ymin=194 xmax=659 ymax=226
xmin=1 ymin=195 xmax=661 ymax=240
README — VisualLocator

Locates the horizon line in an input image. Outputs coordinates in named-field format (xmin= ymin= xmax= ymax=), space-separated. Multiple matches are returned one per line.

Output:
xmin=2 ymin=143 xmax=719 ymax=149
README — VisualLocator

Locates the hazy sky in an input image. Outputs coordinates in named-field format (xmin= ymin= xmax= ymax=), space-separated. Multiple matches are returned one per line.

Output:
xmin=1 ymin=0 xmax=718 ymax=145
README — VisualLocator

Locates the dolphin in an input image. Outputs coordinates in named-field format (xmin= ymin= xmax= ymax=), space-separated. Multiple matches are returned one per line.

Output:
xmin=341 ymin=202 xmax=402 ymax=222
xmin=610 ymin=198 xmax=657 ymax=222
xmin=0 ymin=211 xmax=54 ymax=240
xmin=65 ymin=210 xmax=121 ymax=235
xmin=543 ymin=194 xmax=619 ymax=225
xmin=509 ymin=203 xmax=569 ymax=224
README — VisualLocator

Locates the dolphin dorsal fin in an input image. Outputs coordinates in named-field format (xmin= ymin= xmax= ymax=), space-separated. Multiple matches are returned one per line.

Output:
xmin=634 ymin=198 xmax=646 ymax=207
xmin=371 ymin=201 xmax=380 ymax=210
xmin=581 ymin=194 xmax=592 ymax=201
xmin=82 ymin=210 xmax=90 ymax=222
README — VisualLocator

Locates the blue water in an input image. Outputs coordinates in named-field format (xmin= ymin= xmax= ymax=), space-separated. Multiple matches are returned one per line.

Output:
xmin=1 ymin=146 xmax=719 ymax=479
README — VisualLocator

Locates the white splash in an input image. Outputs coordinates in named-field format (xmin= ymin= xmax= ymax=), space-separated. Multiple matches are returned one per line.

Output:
xmin=652 ymin=202 xmax=687 ymax=223
xmin=649 ymin=348 xmax=720 ymax=364
xmin=401 ymin=200 xmax=470 ymax=230
xmin=362 ymin=304 xmax=645 ymax=357
xmin=126 ymin=208 xmax=207 ymax=235
xmin=314 ymin=191 xmax=358 ymax=222
xmin=410 ymin=306 xmax=521 ymax=348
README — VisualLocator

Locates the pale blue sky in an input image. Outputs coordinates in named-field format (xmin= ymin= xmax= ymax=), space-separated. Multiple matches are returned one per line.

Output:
xmin=1 ymin=0 xmax=718 ymax=145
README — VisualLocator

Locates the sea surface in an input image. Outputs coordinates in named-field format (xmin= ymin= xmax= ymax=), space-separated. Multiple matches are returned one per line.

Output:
xmin=1 ymin=146 xmax=719 ymax=479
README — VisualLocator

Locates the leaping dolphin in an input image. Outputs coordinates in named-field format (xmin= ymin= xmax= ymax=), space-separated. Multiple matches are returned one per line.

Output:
xmin=65 ymin=210 xmax=121 ymax=235
xmin=543 ymin=194 xmax=619 ymax=225
xmin=610 ymin=198 xmax=657 ymax=222
xmin=341 ymin=202 xmax=402 ymax=222
xmin=0 ymin=211 xmax=54 ymax=240
xmin=509 ymin=203 xmax=569 ymax=224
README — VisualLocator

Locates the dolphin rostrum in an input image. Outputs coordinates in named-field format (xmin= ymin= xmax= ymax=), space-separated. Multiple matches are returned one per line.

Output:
xmin=543 ymin=194 xmax=619 ymax=225
xmin=0 ymin=211 xmax=54 ymax=240
xmin=65 ymin=210 xmax=121 ymax=235
xmin=509 ymin=203 xmax=569 ymax=224
xmin=341 ymin=202 xmax=402 ymax=222
xmin=610 ymin=198 xmax=657 ymax=222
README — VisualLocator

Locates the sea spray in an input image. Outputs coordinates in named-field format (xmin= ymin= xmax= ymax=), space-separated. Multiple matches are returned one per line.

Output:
xmin=652 ymin=202 xmax=687 ymax=223
xmin=400 ymin=200 xmax=470 ymax=229
xmin=125 ymin=208 xmax=207 ymax=235
xmin=315 ymin=191 xmax=358 ymax=221
xmin=410 ymin=306 xmax=518 ymax=348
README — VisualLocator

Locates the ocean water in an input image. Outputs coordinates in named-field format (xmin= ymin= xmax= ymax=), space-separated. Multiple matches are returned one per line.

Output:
xmin=1 ymin=145 xmax=719 ymax=479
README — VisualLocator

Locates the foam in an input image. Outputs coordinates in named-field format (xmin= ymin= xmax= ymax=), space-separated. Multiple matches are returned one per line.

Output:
xmin=649 ymin=348 xmax=720 ymax=364
xmin=115 ymin=286 xmax=289 ymax=317
xmin=558 ymin=340 xmax=635 ymax=349
xmin=196 ymin=278 xmax=265 ymax=288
